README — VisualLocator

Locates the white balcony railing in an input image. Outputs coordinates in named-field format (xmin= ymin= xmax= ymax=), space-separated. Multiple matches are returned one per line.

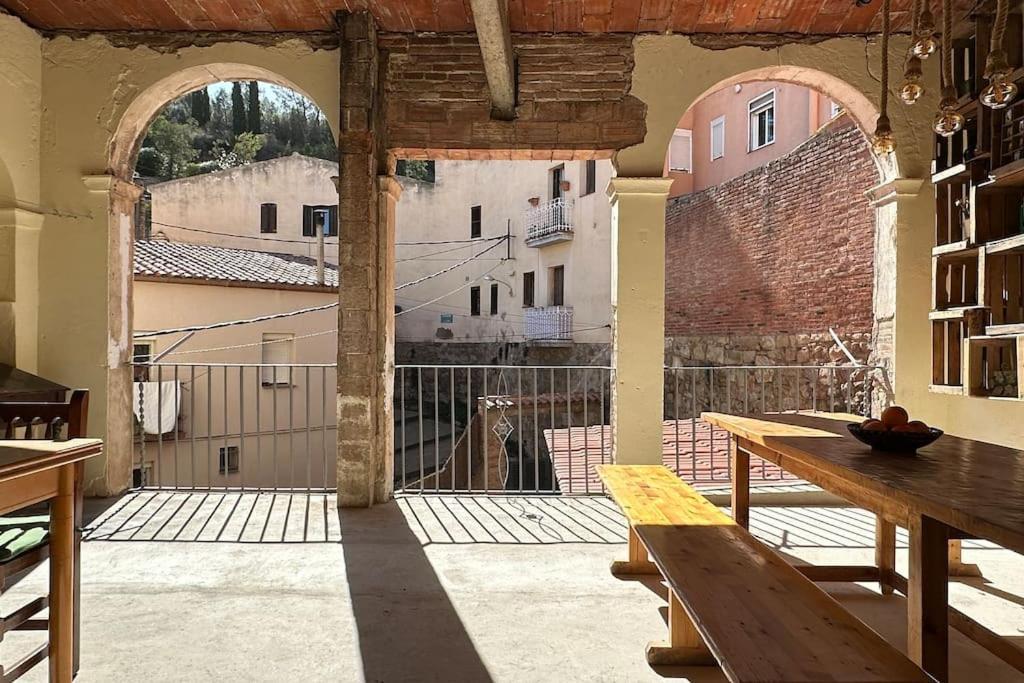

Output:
xmin=525 ymin=306 xmax=574 ymax=344
xmin=524 ymin=197 xmax=574 ymax=245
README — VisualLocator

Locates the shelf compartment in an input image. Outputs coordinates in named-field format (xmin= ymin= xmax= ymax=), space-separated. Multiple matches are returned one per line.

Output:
xmin=935 ymin=178 xmax=973 ymax=247
xmin=983 ymin=249 xmax=1024 ymax=328
xmin=933 ymin=250 xmax=981 ymax=310
xmin=965 ymin=336 xmax=1022 ymax=399
xmin=973 ymin=185 xmax=1024 ymax=243
xmin=931 ymin=308 xmax=986 ymax=389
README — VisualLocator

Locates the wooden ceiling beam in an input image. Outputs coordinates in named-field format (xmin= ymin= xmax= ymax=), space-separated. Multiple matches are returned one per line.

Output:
xmin=469 ymin=0 xmax=517 ymax=121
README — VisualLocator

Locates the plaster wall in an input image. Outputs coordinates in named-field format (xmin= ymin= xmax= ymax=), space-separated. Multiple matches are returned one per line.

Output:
xmin=149 ymin=154 xmax=340 ymax=264
xmin=0 ymin=14 xmax=43 ymax=371
xmin=395 ymin=160 xmax=614 ymax=345
xmin=35 ymin=32 xmax=339 ymax=494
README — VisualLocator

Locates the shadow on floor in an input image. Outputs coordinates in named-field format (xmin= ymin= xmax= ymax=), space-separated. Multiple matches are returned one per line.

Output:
xmin=338 ymin=501 xmax=494 ymax=682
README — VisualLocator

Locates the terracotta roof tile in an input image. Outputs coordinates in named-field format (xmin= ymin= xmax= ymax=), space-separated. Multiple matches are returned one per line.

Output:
xmin=133 ymin=240 xmax=339 ymax=290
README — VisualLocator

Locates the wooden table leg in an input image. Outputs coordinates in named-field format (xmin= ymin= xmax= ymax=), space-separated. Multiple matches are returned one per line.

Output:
xmin=730 ymin=436 xmax=749 ymax=529
xmin=947 ymin=539 xmax=982 ymax=578
xmin=908 ymin=514 xmax=950 ymax=682
xmin=49 ymin=464 xmax=75 ymax=682
xmin=875 ymin=516 xmax=896 ymax=595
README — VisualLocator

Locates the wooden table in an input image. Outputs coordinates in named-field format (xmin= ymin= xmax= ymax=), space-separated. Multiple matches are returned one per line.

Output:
xmin=701 ymin=411 xmax=1024 ymax=683
xmin=0 ymin=439 xmax=102 ymax=682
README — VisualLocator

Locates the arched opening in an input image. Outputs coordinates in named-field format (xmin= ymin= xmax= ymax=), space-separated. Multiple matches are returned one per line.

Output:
xmin=657 ymin=67 xmax=892 ymax=485
xmin=105 ymin=64 xmax=340 ymax=492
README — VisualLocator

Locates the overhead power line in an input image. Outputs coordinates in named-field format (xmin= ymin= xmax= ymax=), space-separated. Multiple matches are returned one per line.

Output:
xmin=395 ymin=237 xmax=507 ymax=291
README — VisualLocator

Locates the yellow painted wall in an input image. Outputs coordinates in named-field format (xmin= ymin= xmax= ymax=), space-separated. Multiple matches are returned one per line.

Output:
xmin=0 ymin=14 xmax=43 ymax=371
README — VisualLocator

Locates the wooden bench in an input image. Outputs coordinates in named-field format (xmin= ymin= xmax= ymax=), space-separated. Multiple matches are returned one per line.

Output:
xmin=598 ymin=465 xmax=931 ymax=682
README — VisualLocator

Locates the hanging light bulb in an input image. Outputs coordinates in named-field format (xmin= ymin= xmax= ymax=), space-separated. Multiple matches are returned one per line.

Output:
xmin=981 ymin=0 xmax=1018 ymax=109
xmin=981 ymin=67 xmax=1019 ymax=108
xmin=933 ymin=87 xmax=965 ymax=136
xmin=872 ymin=114 xmax=897 ymax=155
xmin=913 ymin=4 xmax=938 ymax=59
xmin=900 ymin=56 xmax=926 ymax=104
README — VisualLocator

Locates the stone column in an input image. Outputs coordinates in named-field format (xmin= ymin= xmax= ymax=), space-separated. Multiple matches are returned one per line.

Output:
xmin=0 ymin=206 xmax=44 ymax=371
xmin=336 ymin=10 xmax=397 ymax=507
xmin=82 ymin=174 xmax=143 ymax=497
xmin=607 ymin=177 xmax=674 ymax=465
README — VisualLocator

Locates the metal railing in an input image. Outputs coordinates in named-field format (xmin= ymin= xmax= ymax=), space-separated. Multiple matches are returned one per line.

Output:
xmin=524 ymin=197 xmax=574 ymax=243
xmin=663 ymin=364 xmax=892 ymax=485
xmin=524 ymin=306 xmax=574 ymax=343
xmin=395 ymin=365 xmax=613 ymax=495
xmin=131 ymin=361 xmax=891 ymax=495
xmin=132 ymin=363 xmax=336 ymax=491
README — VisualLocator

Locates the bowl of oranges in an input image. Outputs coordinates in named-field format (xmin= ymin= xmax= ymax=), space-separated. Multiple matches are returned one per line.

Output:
xmin=847 ymin=406 xmax=943 ymax=453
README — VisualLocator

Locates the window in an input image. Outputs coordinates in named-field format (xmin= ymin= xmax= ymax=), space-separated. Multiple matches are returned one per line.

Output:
xmin=470 ymin=205 xmax=482 ymax=238
xmin=669 ymin=129 xmax=692 ymax=172
xmin=549 ymin=265 xmax=565 ymax=307
xmin=490 ymin=283 xmax=499 ymax=315
xmin=302 ymin=205 xmax=337 ymax=237
xmin=260 ymin=203 xmax=278 ymax=233
xmin=551 ymin=165 xmax=564 ymax=199
xmin=829 ymin=100 xmax=842 ymax=119
xmin=470 ymin=287 xmax=481 ymax=316
xmin=522 ymin=271 xmax=535 ymax=308
xmin=133 ymin=341 xmax=154 ymax=381
xmin=582 ymin=160 xmax=597 ymax=195
xmin=748 ymin=91 xmax=775 ymax=151
xmin=219 ymin=446 xmax=240 ymax=474
xmin=261 ymin=333 xmax=294 ymax=386
xmin=710 ymin=116 xmax=725 ymax=160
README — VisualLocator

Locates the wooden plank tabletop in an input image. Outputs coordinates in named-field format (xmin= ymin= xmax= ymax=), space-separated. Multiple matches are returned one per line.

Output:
xmin=0 ymin=439 xmax=103 ymax=483
xmin=701 ymin=412 xmax=1024 ymax=555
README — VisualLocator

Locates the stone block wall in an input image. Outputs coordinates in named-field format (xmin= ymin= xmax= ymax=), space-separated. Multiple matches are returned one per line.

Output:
xmin=664 ymin=117 xmax=878 ymax=347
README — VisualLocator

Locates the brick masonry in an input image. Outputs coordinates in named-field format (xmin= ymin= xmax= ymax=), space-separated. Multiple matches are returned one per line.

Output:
xmin=664 ymin=116 xmax=879 ymax=367
xmin=380 ymin=33 xmax=646 ymax=158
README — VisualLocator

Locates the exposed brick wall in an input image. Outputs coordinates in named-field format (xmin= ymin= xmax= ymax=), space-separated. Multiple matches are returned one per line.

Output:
xmin=380 ymin=33 xmax=646 ymax=158
xmin=664 ymin=117 xmax=878 ymax=339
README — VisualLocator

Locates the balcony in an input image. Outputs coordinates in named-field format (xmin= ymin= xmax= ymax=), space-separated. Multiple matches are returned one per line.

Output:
xmin=524 ymin=197 xmax=574 ymax=246
xmin=524 ymin=305 xmax=573 ymax=345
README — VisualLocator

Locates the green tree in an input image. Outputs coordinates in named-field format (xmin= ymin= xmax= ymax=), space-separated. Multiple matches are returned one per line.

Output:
xmin=189 ymin=87 xmax=211 ymax=127
xmin=213 ymin=132 xmax=267 ymax=170
xmin=144 ymin=114 xmax=199 ymax=179
xmin=247 ymin=81 xmax=261 ymax=133
xmin=231 ymin=82 xmax=247 ymax=137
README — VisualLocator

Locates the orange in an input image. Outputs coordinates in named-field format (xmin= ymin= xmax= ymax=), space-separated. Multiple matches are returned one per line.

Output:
xmin=861 ymin=419 xmax=887 ymax=432
xmin=880 ymin=406 xmax=909 ymax=429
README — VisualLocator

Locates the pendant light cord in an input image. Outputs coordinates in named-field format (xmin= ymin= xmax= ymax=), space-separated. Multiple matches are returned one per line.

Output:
xmin=942 ymin=0 xmax=953 ymax=91
xmin=881 ymin=0 xmax=891 ymax=117
xmin=991 ymin=0 xmax=1009 ymax=61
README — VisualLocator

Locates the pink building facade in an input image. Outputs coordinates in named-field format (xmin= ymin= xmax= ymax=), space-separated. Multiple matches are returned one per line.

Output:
xmin=665 ymin=81 xmax=841 ymax=198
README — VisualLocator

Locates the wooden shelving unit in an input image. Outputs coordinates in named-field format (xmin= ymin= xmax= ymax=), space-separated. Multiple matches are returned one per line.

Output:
xmin=930 ymin=9 xmax=1024 ymax=398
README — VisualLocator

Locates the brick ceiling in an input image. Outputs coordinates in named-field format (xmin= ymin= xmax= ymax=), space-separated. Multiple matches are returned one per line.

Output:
xmin=1 ymin=0 xmax=919 ymax=34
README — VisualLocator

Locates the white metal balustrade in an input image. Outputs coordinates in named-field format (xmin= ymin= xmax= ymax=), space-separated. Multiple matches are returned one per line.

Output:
xmin=524 ymin=197 xmax=574 ymax=245
xmin=524 ymin=306 xmax=574 ymax=344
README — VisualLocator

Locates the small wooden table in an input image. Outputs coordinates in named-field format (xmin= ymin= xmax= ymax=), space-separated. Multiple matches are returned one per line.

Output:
xmin=0 ymin=439 xmax=102 ymax=682
xmin=702 ymin=412 xmax=1024 ymax=683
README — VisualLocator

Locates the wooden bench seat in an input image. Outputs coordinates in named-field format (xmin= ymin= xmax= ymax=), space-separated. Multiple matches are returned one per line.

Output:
xmin=598 ymin=465 xmax=931 ymax=683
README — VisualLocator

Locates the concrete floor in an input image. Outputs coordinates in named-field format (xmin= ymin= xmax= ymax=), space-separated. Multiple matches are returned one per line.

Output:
xmin=1 ymin=492 xmax=1022 ymax=682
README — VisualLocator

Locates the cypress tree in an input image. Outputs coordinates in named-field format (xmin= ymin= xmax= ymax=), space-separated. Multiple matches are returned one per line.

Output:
xmin=231 ymin=82 xmax=247 ymax=136
xmin=247 ymin=81 xmax=261 ymax=134
xmin=189 ymin=87 xmax=211 ymax=127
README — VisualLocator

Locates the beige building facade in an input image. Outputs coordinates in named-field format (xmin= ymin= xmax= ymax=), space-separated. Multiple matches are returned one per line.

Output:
xmin=395 ymin=159 xmax=614 ymax=346
xmin=148 ymin=154 xmax=340 ymax=264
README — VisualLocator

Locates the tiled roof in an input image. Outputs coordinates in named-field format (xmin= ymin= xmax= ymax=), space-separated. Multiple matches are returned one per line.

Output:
xmin=134 ymin=240 xmax=338 ymax=289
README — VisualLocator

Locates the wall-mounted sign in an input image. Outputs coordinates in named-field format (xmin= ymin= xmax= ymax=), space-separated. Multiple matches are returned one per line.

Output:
xmin=440 ymin=313 xmax=454 ymax=324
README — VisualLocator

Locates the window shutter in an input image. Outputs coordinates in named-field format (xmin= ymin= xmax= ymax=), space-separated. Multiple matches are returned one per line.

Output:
xmin=328 ymin=205 xmax=338 ymax=237
xmin=669 ymin=130 xmax=692 ymax=172
xmin=302 ymin=205 xmax=313 ymax=237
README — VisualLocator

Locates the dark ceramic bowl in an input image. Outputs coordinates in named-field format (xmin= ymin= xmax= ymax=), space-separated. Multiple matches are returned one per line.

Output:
xmin=847 ymin=423 xmax=943 ymax=453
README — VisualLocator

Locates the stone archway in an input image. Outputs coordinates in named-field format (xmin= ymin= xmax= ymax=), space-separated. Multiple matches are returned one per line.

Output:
xmin=97 ymin=63 xmax=339 ymax=495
